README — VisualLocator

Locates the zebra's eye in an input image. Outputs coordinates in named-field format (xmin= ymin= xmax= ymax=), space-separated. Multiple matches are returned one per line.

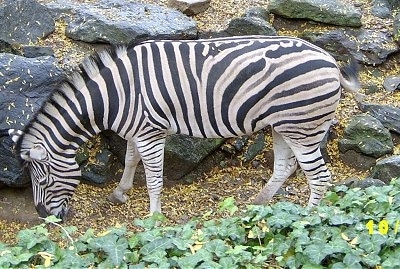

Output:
xmin=32 ymin=162 xmax=50 ymax=186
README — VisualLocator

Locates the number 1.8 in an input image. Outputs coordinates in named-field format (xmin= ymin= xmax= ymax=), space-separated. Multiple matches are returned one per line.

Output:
xmin=366 ymin=220 xmax=399 ymax=235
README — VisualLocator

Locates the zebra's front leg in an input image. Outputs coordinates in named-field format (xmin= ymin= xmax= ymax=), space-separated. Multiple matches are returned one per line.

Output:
xmin=109 ymin=139 xmax=141 ymax=204
xmin=136 ymin=130 xmax=166 ymax=214
xmin=253 ymin=129 xmax=298 ymax=204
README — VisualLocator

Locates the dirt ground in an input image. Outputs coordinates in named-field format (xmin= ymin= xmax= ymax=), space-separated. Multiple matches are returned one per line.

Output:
xmin=1 ymin=0 xmax=400 ymax=245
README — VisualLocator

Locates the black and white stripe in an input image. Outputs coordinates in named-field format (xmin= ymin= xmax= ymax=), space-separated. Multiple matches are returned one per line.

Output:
xmin=9 ymin=35 xmax=360 ymax=220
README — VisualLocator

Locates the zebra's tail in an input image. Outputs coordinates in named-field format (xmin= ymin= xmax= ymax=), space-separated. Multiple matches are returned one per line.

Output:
xmin=339 ymin=60 xmax=365 ymax=102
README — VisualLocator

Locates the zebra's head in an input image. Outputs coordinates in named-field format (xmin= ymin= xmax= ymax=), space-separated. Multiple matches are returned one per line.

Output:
xmin=9 ymin=129 xmax=81 ymax=222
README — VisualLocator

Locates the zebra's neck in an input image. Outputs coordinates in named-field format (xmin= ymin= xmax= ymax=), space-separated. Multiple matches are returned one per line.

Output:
xmin=18 ymin=46 xmax=146 ymax=159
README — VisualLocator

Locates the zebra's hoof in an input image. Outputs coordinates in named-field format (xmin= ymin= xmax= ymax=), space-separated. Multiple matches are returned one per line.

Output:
xmin=252 ymin=194 xmax=268 ymax=205
xmin=108 ymin=192 xmax=127 ymax=204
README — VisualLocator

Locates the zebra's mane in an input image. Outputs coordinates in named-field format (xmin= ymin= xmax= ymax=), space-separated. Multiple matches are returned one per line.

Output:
xmin=14 ymin=42 xmax=141 ymax=157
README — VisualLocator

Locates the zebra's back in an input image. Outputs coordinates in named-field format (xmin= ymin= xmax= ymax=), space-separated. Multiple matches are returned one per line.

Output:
xmin=133 ymin=36 xmax=342 ymax=139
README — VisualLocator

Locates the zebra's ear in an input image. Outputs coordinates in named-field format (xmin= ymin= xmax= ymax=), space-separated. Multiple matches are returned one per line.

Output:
xmin=26 ymin=145 xmax=47 ymax=161
xmin=8 ymin=129 xmax=24 ymax=144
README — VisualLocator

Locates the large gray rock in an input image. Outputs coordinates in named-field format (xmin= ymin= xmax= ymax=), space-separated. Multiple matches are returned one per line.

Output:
xmin=0 ymin=0 xmax=55 ymax=45
xmin=224 ymin=7 xmax=277 ymax=36
xmin=0 ymin=53 xmax=65 ymax=186
xmin=268 ymin=0 xmax=362 ymax=27
xmin=47 ymin=0 xmax=197 ymax=44
xmin=303 ymin=29 xmax=399 ymax=65
xmin=105 ymin=132 xmax=224 ymax=183
xmin=371 ymin=0 xmax=392 ymax=19
xmin=370 ymin=155 xmax=400 ymax=184
xmin=358 ymin=102 xmax=400 ymax=135
xmin=339 ymin=114 xmax=394 ymax=159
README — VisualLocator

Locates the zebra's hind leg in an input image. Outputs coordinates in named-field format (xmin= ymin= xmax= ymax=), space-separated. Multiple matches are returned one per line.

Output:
xmin=253 ymin=129 xmax=298 ymax=204
xmin=292 ymin=145 xmax=331 ymax=207
xmin=108 ymin=139 xmax=141 ymax=204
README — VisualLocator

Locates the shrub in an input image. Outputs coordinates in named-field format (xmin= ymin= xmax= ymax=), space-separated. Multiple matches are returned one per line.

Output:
xmin=1 ymin=179 xmax=399 ymax=268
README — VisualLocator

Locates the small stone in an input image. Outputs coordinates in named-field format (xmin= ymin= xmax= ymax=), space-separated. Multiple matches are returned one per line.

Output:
xmin=383 ymin=76 xmax=400 ymax=92
xmin=168 ymin=0 xmax=211 ymax=16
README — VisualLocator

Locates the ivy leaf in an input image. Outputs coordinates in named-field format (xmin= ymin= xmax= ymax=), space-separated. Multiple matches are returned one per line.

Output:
xmin=204 ymin=239 xmax=228 ymax=258
xmin=218 ymin=197 xmax=238 ymax=215
xmin=88 ymin=233 xmax=128 ymax=267
xmin=134 ymin=212 xmax=166 ymax=230
xmin=329 ymin=214 xmax=355 ymax=225
xmin=358 ymin=233 xmax=386 ymax=253
xmin=343 ymin=253 xmax=362 ymax=268
xmin=303 ymin=242 xmax=334 ymax=264
xmin=141 ymin=249 xmax=168 ymax=265
xmin=361 ymin=252 xmax=381 ymax=267
xmin=381 ymin=247 xmax=400 ymax=268
xmin=139 ymin=238 xmax=173 ymax=256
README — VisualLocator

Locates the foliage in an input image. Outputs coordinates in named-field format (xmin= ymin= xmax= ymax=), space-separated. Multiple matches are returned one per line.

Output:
xmin=1 ymin=179 xmax=400 ymax=268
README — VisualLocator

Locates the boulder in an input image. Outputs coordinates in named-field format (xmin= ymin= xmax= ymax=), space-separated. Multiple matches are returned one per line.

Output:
xmin=339 ymin=149 xmax=377 ymax=170
xmin=46 ymin=0 xmax=198 ymax=44
xmin=224 ymin=7 xmax=277 ymax=36
xmin=371 ymin=0 xmax=392 ymax=19
xmin=382 ymin=76 xmax=400 ymax=92
xmin=243 ymin=133 xmax=265 ymax=162
xmin=268 ymin=0 xmax=362 ymax=27
xmin=358 ymin=102 xmax=400 ymax=135
xmin=0 ymin=0 xmax=55 ymax=46
xmin=336 ymin=177 xmax=386 ymax=189
xmin=0 ymin=53 xmax=65 ymax=186
xmin=338 ymin=114 xmax=394 ymax=159
xmin=199 ymin=7 xmax=276 ymax=39
xmin=168 ymin=0 xmax=211 ymax=16
xmin=105 ymin=132 xmax=224 ymax=183
xmin=303 ymin=29 xmax=399 ymax=65
xmin=370 ymin=155 xmax=400 ymax=184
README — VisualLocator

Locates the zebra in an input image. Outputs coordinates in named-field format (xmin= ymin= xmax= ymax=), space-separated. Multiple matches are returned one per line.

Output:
xmin=8 ymin=35 xmax=360 ymax=221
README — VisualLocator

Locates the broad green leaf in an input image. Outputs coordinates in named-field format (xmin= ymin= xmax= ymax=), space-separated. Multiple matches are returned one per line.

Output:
xmin=218 ymin=256 xmax=236 ymax=269
xmin=140 ymin=249 xmax=168 ymax=265
xmin=218 ymin=197 xmax=238 ymax=215
xmin=139 ymin=238 xmax=173 ymax=256
xmin=361 ymin=252 xmax=381 ymax=267
xmin=358 ymin=233 xmax=386 ymax=253
xmin=303 ymin=244 xmax=331 ymax=264
xmin=343 ymin=253 xmax=362 ymax=268
xmin=329 ymin=214 xmax=355 ymax=225
xmin=381 ymin=248 xmax=400 ymax=268
xmin=88 ymin=233 xmax=128 ymax=267
xmin=204 ymin=239 xmax=228 ymax=258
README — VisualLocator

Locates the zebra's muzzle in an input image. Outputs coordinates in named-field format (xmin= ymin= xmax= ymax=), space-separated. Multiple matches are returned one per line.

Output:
xmin=36 ymin=203 xmax=72 ymax=222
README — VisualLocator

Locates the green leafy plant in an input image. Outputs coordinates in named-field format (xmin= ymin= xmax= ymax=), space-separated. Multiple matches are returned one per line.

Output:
xmin=1 ymin=179 xmax=399 ymax=268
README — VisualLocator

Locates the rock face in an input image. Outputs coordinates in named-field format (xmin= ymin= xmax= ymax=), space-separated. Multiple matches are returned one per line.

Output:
xmin=0 ymin=53 xmax=65 ymax=186
xmin=358 ymin=103 xmax=400 ymax=135
xmin=339 ymin=115 xmax=393 ymax=159
xmin=0 ymin=0 xmax=55 ymax=45
xmin=370 ymin=156 xmax=400 ymax=184
xmin=46 ymin=0 xmax=198 ymax=44
xmin=225 ymin=7 xmax=277 ymax=36
xmin=268 ymin=0 xmax=362 ymax=27
xmin=303 ymin=29 xmax=399 ymax=65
